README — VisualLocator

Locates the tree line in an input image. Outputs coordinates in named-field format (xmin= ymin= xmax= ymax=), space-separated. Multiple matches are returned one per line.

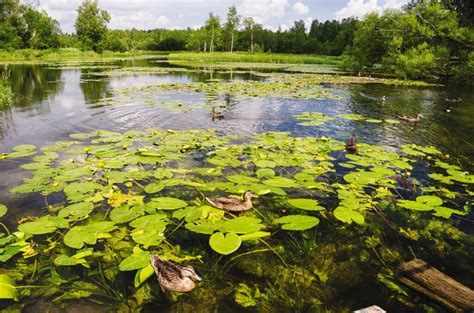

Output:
xmin=1 ymin=0 xmax=473 ymax=82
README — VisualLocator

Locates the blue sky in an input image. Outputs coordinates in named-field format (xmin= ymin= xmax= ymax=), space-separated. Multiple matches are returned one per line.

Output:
xmin=38 ymin=0 xmax=409 ymax=33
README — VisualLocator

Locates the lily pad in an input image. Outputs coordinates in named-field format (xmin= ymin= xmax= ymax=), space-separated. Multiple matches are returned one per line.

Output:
xmin=0 ymin=204 xmax=7 ymax=218
xmin=209 ymin=232 xmax=241 ymax=255
xmin=219 ymin=217 xmax=263 ymax=234
xmin=150 ymin=197 xmax=188 ymax=210
xmin=333 ymin=207 xmax=365 ymax=224
xmin=0 ymin=274 xmax=17 ymax=300
xmin=274 ymin=215 xmax=320 ymax=230
xmin=288 ymin=198 xmax=325 ymax=211
xmin=263 ymin=177 xmax=299 ymax=188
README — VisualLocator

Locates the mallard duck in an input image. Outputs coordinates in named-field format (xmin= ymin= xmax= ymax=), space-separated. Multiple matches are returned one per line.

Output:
xmin=445 ymin=98 xmax=462 ymax=103
xmin=206 ymin=191 xmax=258 ymax=213
xmin=399 ymin=113 xmax=422 ymax=122
xmin=211 ymin=107 xmax=224 ymax=119
xmin=345 ymin=133 xmax=357 ymax=153
xmin=150 ymin=255 xmax=201 ymax=293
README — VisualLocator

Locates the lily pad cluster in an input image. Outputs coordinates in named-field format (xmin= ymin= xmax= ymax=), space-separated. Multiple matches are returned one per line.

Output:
xmin=0 ymin=128 xmax=472 ymax=310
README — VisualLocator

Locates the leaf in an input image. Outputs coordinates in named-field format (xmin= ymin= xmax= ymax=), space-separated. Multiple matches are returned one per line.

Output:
xmin=274 ymin=215 xmax=320 ymax=230
xmin=144 ymin=183 xmax=166 ymax=194
xmin=18 ymin=216 xmax=69 ymax=235
xmin=58 ymin=202 xmax=94 ymax=220
xmin=263 ymin=177 xmax=299 ymax=188
xmin=209 ymin=232 xmax=241 ymax=255
xmin=416 ymin=195 xmax=443 ymax=206
xmin=288 ymin=198 xmax=325 ymax=211
xmin=0 ymin=204 xmax=7 ymax=218
xmin=129 ymin=214 xmax=168 ymax=232
xmin=150 ymin=197 xmax=188 ymax=210
xmin=333 ymin=207 xmax=365 ymax=224
xmin=110 ymin=205 xmax=144 ymax=223
xmin=0 ymin=274 xmax=17 ymax=300
xmin=220 ymin=217 xmax=263 ymax=234
xmin=119 ymin=247 xmax=150 ymax=271
xmin=13 ymin=144 xmax=36 ymax=151
xmin=63 ymin=221 xmax=117 ymax=249
xmin=239 ymin=231 xmax=271 ymax=241
xmin=134 ymin=264 xmax=155 ymax=287
xmin=256 ymin=168 xmax=275 ymax=179
xmin=432 ymin=206 xmax=466 ymax=219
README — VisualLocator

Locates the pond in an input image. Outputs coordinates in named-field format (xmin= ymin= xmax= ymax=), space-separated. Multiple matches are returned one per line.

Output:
xmin=0 ymin=58 xmax=473 ymax=312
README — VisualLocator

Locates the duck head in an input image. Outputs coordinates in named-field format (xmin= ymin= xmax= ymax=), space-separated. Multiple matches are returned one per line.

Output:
xmin=243 ymin=191 xmax=258 ymax=200
xmin=180 ymin=265 xmax=202 ymax=282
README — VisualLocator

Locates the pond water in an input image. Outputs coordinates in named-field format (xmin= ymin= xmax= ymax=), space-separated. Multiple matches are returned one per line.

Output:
xmin=0 ymin=58 xmax=473 ymax=312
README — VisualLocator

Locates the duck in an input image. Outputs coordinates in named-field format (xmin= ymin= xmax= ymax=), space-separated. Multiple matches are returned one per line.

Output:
xmin=211 ymin=107 xmax=224 ymax=119
xmin=445 ymin=106 xmax=452 ymax=113
xmin=399 ymin=113 xmax=422 ymax=122
xmin=345 ymin=133 xmax=357 ymax=153
xmin=445 ymin=98 xmax=462 ymax=103
xmin=150 ymin=255 xmax=202 ymax=293
xmin=380 ymin=95 xmax=386 ymax=103
xmin=205 ymin=191 xmax=258 ymax=213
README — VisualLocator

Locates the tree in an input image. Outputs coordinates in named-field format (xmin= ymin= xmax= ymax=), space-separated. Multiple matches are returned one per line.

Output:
xmin=242 ymin=17 xmax=256 ymax=53
xmin=23 ymin=7 xmax=61 ymax=49
xmin=204 ymin=12 xmax=221 ymax=52
xmin=74 ymin=0 xmax=110 ymax=52
xmin=224 ymin=5 xmax=240 ymax=53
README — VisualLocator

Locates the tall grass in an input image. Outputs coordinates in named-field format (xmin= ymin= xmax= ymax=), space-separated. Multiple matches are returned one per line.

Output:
xmin=168 ymin=52 xmax=342 ymax=65
xmin=0 ymin=65 xmax=13 ymax=107
xmin=0 ymin=48 xmax=164 ymax=63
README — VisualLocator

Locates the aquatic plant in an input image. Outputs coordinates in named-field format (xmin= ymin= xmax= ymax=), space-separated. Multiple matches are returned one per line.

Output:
xmin=0 ymin=65 xmax=13 ymax=107
xmin=0 ymin=127 xmax=472 ymax=310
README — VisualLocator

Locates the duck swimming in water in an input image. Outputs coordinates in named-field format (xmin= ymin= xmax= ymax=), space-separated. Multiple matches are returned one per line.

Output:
xmin=345 ymin=133 xmax=357 ymax=153
xmin=211 ymin=107 xmax=224 ymax=119
xmin=399 ymin=113 xmax=422 ymax=122
xmin=150 ymin=255 xmax=202 ymax=293
xmin=445 ymin=98 xmax=462 ymax=103
xmin=206 ymin=191 xmax=258 ymax=213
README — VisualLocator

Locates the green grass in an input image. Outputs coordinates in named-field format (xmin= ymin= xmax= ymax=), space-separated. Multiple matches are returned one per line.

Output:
xmin=0 ymin=48 xmax=165 ymax=63
xmin=0 ymin=82 xmax=12 ymax=107
xmin=0 ymin=66 xmax=12 ymax=107
xmin=168 ymin=52 xmax=342 ymax=65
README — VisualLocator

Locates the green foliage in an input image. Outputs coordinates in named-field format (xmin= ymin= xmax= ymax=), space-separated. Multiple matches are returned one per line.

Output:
xmin=345 ymin=0 xmax=474 ymax=82
xmin=74 ymin=0 xmax=110 ymax=52
xmin=0 ymin=1 xmax=60 ymax=50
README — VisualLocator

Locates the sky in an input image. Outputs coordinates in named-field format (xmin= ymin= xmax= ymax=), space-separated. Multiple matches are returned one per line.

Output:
xmin=37 ymin=0 xmax=409 ymax=33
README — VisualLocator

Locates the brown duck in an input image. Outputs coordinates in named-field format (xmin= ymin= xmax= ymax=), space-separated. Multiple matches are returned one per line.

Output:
xmin=345 ymin=133 xmax=357 ymax=153
xmin=205 ymin=191 xmax=258 ymax=213
xmin=151 ymin=255 xmax=202 ymax=292
xmin=211 ymin=107 xmax=224 ymax=119
xmin=399 ymin=113 xmax=422 ymax=122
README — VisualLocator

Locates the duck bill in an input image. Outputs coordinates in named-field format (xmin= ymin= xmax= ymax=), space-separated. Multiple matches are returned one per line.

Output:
xmin=194 ymin=274 xmax=202 ymax=282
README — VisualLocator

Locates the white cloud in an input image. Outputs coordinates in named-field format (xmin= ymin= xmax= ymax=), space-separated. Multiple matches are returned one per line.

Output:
xmin=335 ymin=0 xmax=380 ymax=19
xmin=110 ymin=12 xmax=170 ymax=29
xmin=292 ymin=1 xmax=309 ymax=14
xmin=383 ymin=0 xmax=407 ymax=9
xmin=238 ymin=0 xmax=289 ymax=23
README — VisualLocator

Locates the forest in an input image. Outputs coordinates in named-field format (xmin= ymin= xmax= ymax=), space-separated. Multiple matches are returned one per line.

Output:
xmin=0 ymin=0 xmax=473 ymax=82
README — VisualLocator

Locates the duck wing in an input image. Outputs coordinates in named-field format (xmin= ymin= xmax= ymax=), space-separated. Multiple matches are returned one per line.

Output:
xmin=206 ymin=196 xmax=242 ymax=209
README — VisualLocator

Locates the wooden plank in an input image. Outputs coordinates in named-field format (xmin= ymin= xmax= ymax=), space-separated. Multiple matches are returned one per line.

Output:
xmin=398 ymin=259 xmax=474 ymax=312
xmin=353 ymin=305 xmax=386 ymax=313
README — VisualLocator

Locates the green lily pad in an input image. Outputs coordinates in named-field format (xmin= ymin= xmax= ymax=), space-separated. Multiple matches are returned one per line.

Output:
xmin=119 ymin=247 xmax=150 ymax=271
xmin=209 ymin=232 xmax=241 ymax=255
xmin=0 ymin=204 xmax=7 ymax=218
xmin=150 ymin=197 xmax=188 ymax=210
xmin=288 ymin=198 xmax=325 ymax=211
xmin=274 ymin=215 xmax=320 ymax=230
xmin=219 ymin=217 xmax=263 ymax=234
xmin=0 ymin=274 xmax=17 ymax=300
xmin=263 ymin=177 xmax=299 ymax=188
xmin=416 ymin=195 xmax=443 ymax=206
xmin=333 ymin=207 xmax=365 ymax=224
xmin=18 ymin=216 xmax=69 ymax=235
xmin=58 ymin=202 xmax=94 ymax=220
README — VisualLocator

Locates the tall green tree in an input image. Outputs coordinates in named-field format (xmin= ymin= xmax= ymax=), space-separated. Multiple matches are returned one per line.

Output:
xmin=224 ymin=5 xmax=240 ymax=53
xmin=242 ymin=17 xmax=256 ymax=53
xmin=204 ymin=12 xmax=221 ymax=52
xmin=74 ymin=0 xmax=110 ymax=52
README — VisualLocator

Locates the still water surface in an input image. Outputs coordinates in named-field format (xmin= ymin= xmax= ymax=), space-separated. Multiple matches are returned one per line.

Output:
xmin=0 ymin=58 xmax=473 ymax=312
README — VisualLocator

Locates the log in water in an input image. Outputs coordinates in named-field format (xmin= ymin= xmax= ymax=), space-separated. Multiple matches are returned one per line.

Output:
xmin=398 ymin=259 xmax=474 ymax=312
